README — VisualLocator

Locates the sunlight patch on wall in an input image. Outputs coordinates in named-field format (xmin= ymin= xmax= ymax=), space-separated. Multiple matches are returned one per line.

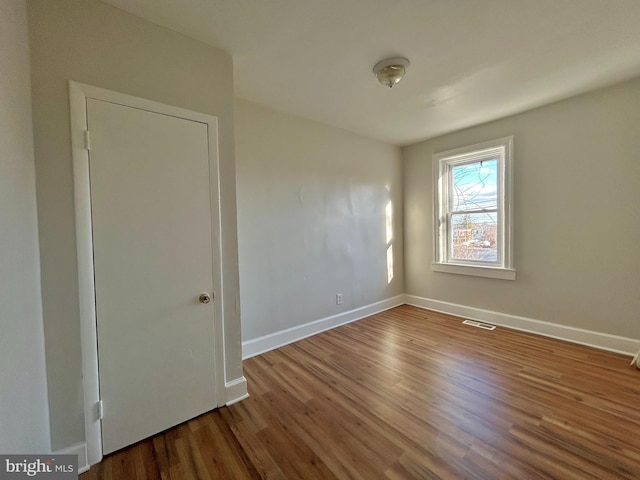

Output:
xmin=385 ymin=199 xmax=394 ymax=284
xmin=386 ymin=200 xmax=393 ymax=244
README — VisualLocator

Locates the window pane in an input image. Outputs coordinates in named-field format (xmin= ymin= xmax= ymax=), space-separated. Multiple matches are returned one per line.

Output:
xmin=452 ymin=159 xmax=498 ymax=212
xmin=450 ymin=212 xmax=498 ymax=262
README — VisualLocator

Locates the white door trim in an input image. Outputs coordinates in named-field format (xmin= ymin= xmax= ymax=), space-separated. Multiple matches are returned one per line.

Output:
xmin=69 ymin=81 xmax=226 ymax=466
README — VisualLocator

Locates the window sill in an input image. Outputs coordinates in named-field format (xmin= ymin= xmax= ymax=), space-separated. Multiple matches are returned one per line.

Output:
xmin=431 ymin=263 xmax=516 ymax=280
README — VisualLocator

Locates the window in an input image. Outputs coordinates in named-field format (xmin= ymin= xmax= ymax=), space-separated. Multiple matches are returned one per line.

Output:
xmin=433 ymin=137 xmax=515 ymax=280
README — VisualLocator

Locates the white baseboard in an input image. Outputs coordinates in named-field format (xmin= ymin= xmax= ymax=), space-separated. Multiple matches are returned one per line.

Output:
xmin=225 ymin=376 xmax=249 ymax=405
xmin=242 ymin=295 xmax=406 ymax=359
xmin=405 ymin=294 xmax=640 ymax=356
xmin=55 ymin=442 xmax=89 ymax=474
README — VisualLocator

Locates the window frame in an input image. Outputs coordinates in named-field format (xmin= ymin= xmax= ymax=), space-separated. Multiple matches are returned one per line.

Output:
xmin=432 ymin=136 xmax=515 ymax=280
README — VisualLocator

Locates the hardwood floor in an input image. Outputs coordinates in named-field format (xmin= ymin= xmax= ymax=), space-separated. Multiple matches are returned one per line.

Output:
xmin=80 ymin=305 xmax=640 ymax=479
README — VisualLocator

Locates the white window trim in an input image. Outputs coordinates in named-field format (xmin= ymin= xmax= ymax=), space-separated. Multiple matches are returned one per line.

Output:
xmin=432 ymin=136 xmax=515 ymax=280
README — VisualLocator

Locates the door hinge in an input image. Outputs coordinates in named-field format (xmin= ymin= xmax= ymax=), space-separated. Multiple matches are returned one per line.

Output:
xmin=97 ymin=400 xmax=104 ymax=420
xmin=84 ymin=130 xmax=91 ymax=151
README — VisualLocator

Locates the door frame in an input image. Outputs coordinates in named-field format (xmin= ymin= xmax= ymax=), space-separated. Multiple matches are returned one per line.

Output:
xmin=69 ymin=81 xmax=226 ymax=466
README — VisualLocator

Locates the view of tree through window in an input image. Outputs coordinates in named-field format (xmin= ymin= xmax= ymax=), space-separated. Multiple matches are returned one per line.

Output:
xmin=450 ymin=159 xmax=498 ymax=262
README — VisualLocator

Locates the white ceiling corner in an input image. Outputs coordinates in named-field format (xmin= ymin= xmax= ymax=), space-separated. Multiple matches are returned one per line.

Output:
xmin=100 ymin=0 xmax=640 ymax=146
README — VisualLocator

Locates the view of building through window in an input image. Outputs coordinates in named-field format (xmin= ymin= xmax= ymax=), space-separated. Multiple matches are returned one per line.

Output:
xmin=450 ymin=159 xmax=498 ymax=262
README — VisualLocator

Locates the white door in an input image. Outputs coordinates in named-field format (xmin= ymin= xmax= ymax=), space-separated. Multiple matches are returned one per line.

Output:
xmin=87 ymin=98 xmax=219 ymax=454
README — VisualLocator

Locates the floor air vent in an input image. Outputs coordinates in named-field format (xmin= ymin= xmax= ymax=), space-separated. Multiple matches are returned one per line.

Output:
xmin=462 ymin=319 xmax=496 ymax=330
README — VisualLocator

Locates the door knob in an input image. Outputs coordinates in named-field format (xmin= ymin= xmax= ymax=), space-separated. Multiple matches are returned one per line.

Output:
xmin=199 ymin=292 xmax=212 ymax=304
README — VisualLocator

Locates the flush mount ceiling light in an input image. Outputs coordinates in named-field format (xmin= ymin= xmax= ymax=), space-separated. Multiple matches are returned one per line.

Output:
xmin=373 ymin=57 xmax=410 ymax=88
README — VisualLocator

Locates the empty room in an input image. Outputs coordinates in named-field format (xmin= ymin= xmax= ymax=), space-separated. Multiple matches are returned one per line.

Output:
xmin=2 ymin=0 xmax=640 ymax=478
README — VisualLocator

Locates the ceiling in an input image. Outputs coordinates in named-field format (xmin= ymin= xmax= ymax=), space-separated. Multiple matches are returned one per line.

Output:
xmin=100 ymin=0 xmax=640 ymax=146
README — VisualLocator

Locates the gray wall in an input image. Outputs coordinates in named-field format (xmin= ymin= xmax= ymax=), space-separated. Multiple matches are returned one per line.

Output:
xmin=404 ymin=78 xmax=640 ymax=339
xmin=27 ymin=0 xmax=242 ymax=451
xmin=0 ymin=0 xmax=50 ymax=453
xmin=235 ymin=99 xmax=404 ymax=343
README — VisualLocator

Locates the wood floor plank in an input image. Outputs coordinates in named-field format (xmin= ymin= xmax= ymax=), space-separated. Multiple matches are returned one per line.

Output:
xmin=81 ymin=305 xmax=640 ymax=479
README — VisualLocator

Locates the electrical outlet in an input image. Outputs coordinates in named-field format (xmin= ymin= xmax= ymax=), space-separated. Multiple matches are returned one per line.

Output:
xmin=336 ymin=293 xmax=343 ymax=305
